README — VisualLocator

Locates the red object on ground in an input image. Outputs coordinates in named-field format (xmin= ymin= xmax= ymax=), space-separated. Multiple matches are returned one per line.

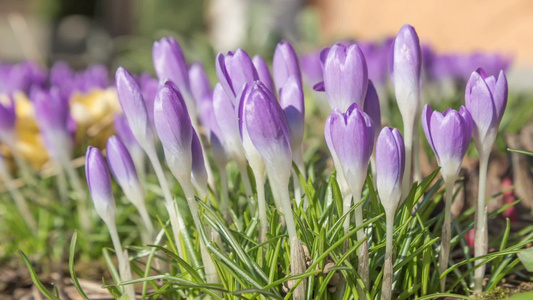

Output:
xmin=501 ymin=177 xmax=518 ymax=222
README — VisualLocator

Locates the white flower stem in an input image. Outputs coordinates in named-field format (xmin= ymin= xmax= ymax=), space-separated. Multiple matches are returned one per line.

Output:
xmin=401 ymin=119 xmax=414 ymax=198
xmin=218 ymin=166 xmax=230 ymax=220
xmin=381 ymin=211 xmax=395 ymax=300
xmin=474 ymin=152 xmax=489 ymax=293
xmin=292 ymin=169 xmax=302 ymax=207
xmin=107 ymin=221 xmax=135 ymax=299
xmin=277 ymin=181 xmax=306 ymax=299
xmin=254 ymin=172 xmax=267 ymax=242
xmin=130 ymin=193 xmax=155 ymax=241
xmin=412 ymin=128 xmax=422 ymax=183
xmin=0 ymin=167 xmax=36 ymax=230
xmin=181 ymin=181 xmax=221 ymax=285
xmin=439 ymin=177 xmax=456 ymax=292
xmin=352 ymin=184 xmax=368 ymax=299
xmin=144 ymin=146 xmax=188 ymax=261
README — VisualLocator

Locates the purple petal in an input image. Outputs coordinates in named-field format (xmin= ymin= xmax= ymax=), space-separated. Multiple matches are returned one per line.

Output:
xmin=252 ymin=55 xmax=275 ymax=94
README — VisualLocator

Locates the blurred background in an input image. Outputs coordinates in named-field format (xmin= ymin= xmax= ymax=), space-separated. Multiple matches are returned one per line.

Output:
xmin=1 ymin=0 xmax=532 ymax=89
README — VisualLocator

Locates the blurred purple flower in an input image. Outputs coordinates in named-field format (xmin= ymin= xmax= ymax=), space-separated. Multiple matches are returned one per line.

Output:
xmin=252 ymin=55 xmax=275 ymax=94
xmin=0 ymin=94 xmax=17 ymax=144
xmin=273 ymin=41 xmax=302 ymax=92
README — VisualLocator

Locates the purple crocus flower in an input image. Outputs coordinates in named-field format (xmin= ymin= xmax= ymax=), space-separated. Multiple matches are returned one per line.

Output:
xmin=33 ymin=87 xmax=73 ymax=163
xmin=0 ymin=94 xmax=17 ymax=144
xmin=300 ymin=50 xmax=323 ymax=88
xmin=85 ymin=146 xmax=115 ymax=224
xmin=321 ymin=44 xmax=368 ymax=112
xmin=216 ymin=49 xmax=259 ymax=103
xmin=116 ymin=67 xmax=155 ymax=149
xmin=212 ymin=83 xmax=246 ymax=162
xmin=359 ymin=38 xmax=394 ymax=85
xmin=152 ymin=37 xmax=190 ymax=94
xmin=188 ymin=62 xmax=212 ymax=106
xmin=363 ymin=81 xmax=381 ymax=139
xmin=273 ymin=41 xmax=302 ymax=92
xmin=325 ymin=103 xmax=374 ymax=193
xmin=0 ymin=61 xmax=46 ymax=94
xmin=153 ymin=81 xmax=193 ymax=182
xmin=422 ymin=105 xmax=473 ymax=180
xmin=198 ymin=93 xmax=228 ymax=169
xmin=465 ymin=68 xmax=508 ymax=155
xmin=376 ymin=127 xmax=405 ymax=212
xmin=136 ymin=73 xmax=159 ymax=128
xmin=106 ymin=136 xmax=143 ymax=198
xmin=280 ymin=76 xmax=305 ymax=172
xmin=191 ymin=128 xmax=208 ymax=197
xmin=390 ymin=24 xmax=422 ymax=120
xmin=239 ymin=81 xmax=292 ymax=178
xmin=252 ymin=55 xmax=275 ymax=94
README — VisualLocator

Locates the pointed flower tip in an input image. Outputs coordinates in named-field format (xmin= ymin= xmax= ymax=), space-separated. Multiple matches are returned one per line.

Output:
xmin=85 ymin=146 xmax=115 ymax=222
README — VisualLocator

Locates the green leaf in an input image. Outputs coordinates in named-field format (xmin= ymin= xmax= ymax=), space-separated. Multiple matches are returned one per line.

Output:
xmin=508 ymin=291 xmax=533 ymax=300
xmin=17 ymin=250 xmax=60 ymax=300
xmin=518 ymin=247 xmax=533 ymax=272
xmin=69 ymin=231 xmax=89 ymax=299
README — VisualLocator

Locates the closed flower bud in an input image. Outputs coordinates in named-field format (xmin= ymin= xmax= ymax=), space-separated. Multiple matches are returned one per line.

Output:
xmin=212 ymin=83 xmax=246 ymax=161
xmin=239 ymin=81 xmax=292 ymax=183
xmin=106 ymin=136 xmax=144 ymax=203
xmin=273 ymin=41 xmax=302 ymax=92
xmin=323 ymin=44 xmax=368 ymax=112
xmin=252 ymin=55 xmax=275 ymax=94
xmin=391 ymin=24 xmax=422 ymax=121
xmin=188 ymin=62 xmax=212 ymax=106
xmin=85 ymin=146 xmax=116 ymax=224
xmin=376 ymin=127 xmax=405 ymax=213
xmin=363 ymin=80 xmax=382 ymax=139
xmin=216 ymin=49 xmax=258 ymax=102
xmin=325 ymin=103 xmax=374 ymax=191
xmin=116 ymin=67 xmax=154 ymax=148
xmin=422 ymin=105 xmax=473 ymax=181
xmin=280 ymin=76 xmax=305 ymax=171
xmin=152 ymin=37 xmax=191 ymax=97
xmin=465 ymin=68 xmax=508 ymax=155
xmin=153 ymin=81 xmax=193 ymax=182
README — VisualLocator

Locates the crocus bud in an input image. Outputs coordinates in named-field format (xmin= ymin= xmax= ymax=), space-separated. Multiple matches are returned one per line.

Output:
xmin=237 ymin=84 xmax=266 ymax=177
xmin=0 ymin=94 xmax=16 ymax=143
xmin=154 ymin=81 xmax=193 ymax=182
xmin=323 ymin=44 xmax=368 ymax=112
xmin=212 ymin=83 xmax=246 ymax=162
xmin=376 ymin=127 xmax=405 ymax=213
xmin=137 ymin=73 xmax=159 ymax=128
xmin=252 ymin=55 xmax=275 ymax=94
xmin=198 ymin=94 xmax=228 ymax=169
xmin=280 ymin=76 xmax=305 ymax=171
xmin=85 ymin=146 xmax=115 ymax=224
xmin=33 ymin=87 xmax=73 ymax=163
xmin=391 ymin=24 xmax=422 ymax=120
xmin=106 ymin=136 xmax=144 ymax=203
xmin=363 ymin=80 xmax=381 ymax=140
xmin=239 ymin=81 xmax=292 ymax=184
xmin=273 ymin=41 xmax=302 ymax=92
xmin=325 ymin=103 xmax=374 ymax=191
xmin=189 ymin=62 xmax=211 ymax=105
xmin=465 ymin=68 xmax=508 ymax=155
xmin=152 ymin=37 xmax=191 ymax=95
xmin=300 ymin=50 xmax=323 ymax=88
xmin=191 ymin=128 xmax=208 ymax=197
xmin=116 ymin=67 xmax=154 ymax=148
xmin=422 ymin=105 xmax=473 ymax=181
xmin=216 ymin=49 xmax=258 ymax=102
